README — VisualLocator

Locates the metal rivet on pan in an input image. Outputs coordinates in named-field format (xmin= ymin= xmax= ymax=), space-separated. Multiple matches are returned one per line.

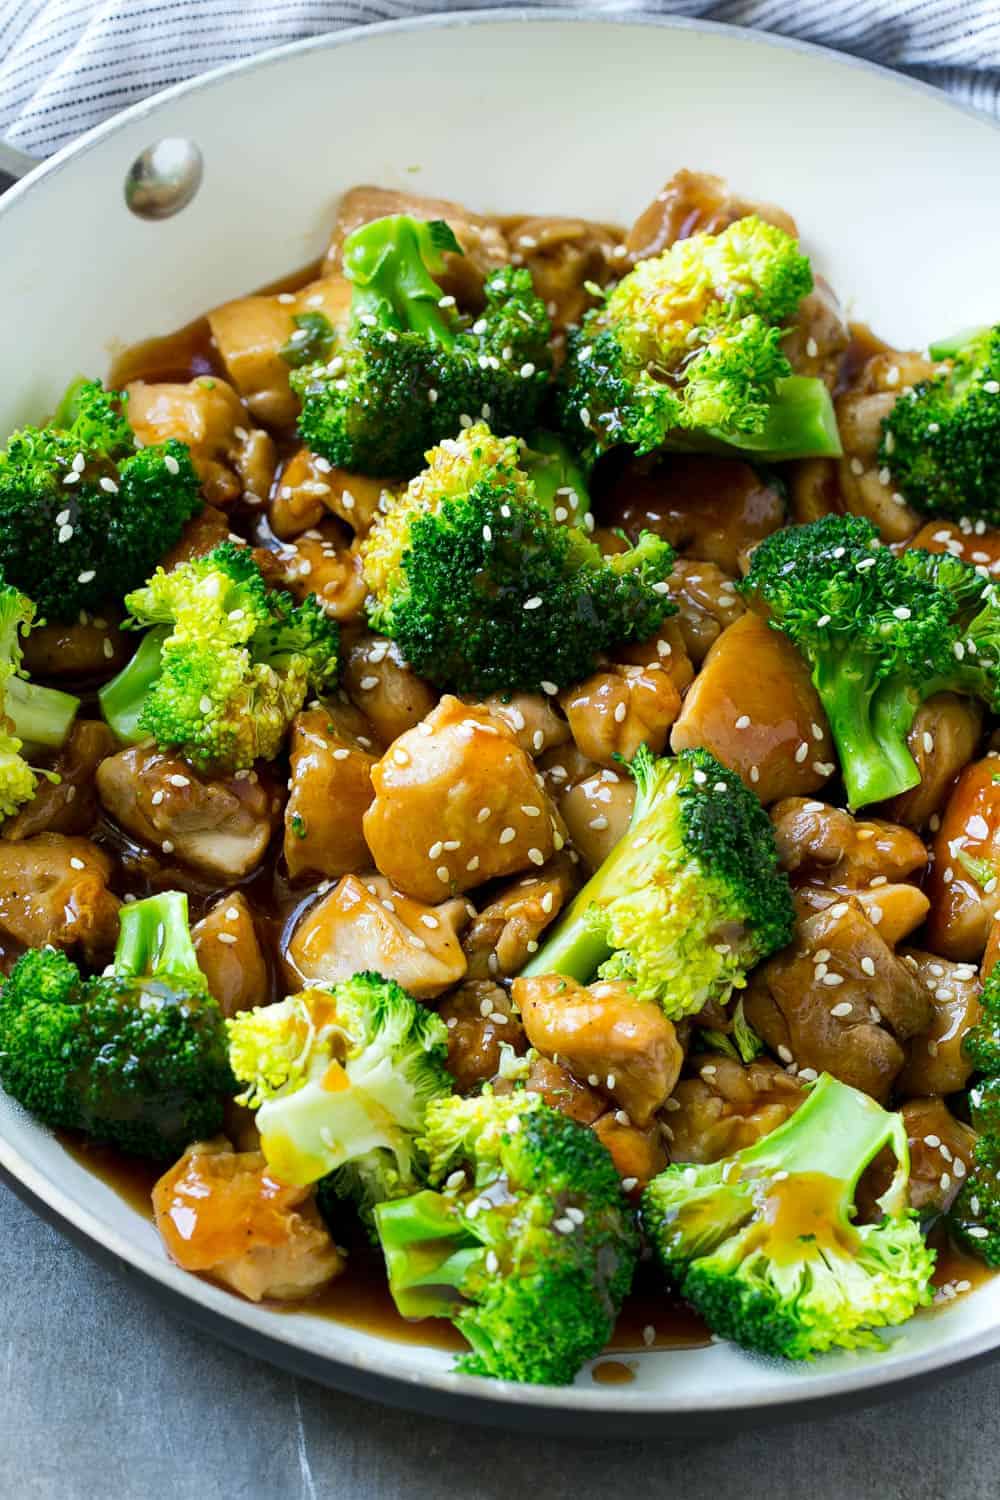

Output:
xmin=124 ymin=138 xmax=203 ymax=220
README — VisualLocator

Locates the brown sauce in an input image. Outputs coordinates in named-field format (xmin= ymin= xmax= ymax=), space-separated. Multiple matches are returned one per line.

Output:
xmin=591 ymin=1359 xmax=637 ymax=1385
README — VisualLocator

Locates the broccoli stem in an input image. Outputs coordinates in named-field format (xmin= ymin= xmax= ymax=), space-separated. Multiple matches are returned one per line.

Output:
xmin=6 ymin=675 xmax=79 ymax=751
xmin=343 ymin=217 xmax=458 ymax=349
xmin=522 ymin=432 xmax=592 ymax=519
xmin=114 ymin=890 xmax=202 ymax=984
xmin=812 ymin=654 xmax=920 ymax=810
xmin=377 ymin=1188 xmax=485 ymax=1318
xmin=715 ymin=376 xmax=842 ymax=461
xmin=98 ymin=627 xmax=167 ymax=743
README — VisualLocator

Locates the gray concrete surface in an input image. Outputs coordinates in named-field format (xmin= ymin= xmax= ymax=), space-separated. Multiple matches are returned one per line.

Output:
xmin=0 ymin=1180 xmax=995 ymax=1500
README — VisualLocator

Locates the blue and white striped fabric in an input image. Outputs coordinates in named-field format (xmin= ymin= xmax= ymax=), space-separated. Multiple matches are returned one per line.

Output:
xmin=2 ymin=0 xmax=999 ymax=158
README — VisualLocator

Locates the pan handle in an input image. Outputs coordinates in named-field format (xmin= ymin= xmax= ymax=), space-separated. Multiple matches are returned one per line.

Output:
xmin=0 ymin=142 xmax=37 ymax=192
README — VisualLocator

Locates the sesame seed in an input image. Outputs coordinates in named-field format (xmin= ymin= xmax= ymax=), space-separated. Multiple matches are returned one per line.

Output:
xmin=613 ymin=702 xmax=628 ymax=724
xmin=151 ymin=790 xmax=164 ymax=806
xmin=540 ymin=680 xmax=558 ymax=697
xmin=621 ymin=1177 xmax=639 ymax=1193
xmin=955 ymin=1158 xmax=967 ymax=1178
xmin=804 ymin=801 xmax=825 ymax=813
xmin=217 ymin=932 xmax=237 ymax=946
xmin=69 ymin=856 xmax=85 ymax=870
xmin=527 ymin=848 xmax=545 ymax=865
xmin=795 ymin=742 xmax=809 ymax=764
xmin=164 ymin=454 xmax=180 ymax=476
xmin=553 ymin=1217 xmax=576 ymax=1235
xmin=869 ymin=875 xmax=888 ymax=888
xmin=985 ymin=381 xmax=1000 ymax=395
xmin=735 ymin=714 xmax=751 ymax=730
xmin=359 ymin=675 xmax=378 ymax=691
xmin=485 ymin=1250 xmax=500 ymax=1274
xmin=523 ymin=596 xmax=542 ymax=611
xmin=778 ymin=1045 xmax=793 ymax=1064
xmin=58 ymin=524 xmax=74 ymax=543
xmin=968 ymin=1226 xmax=989 ymax=1239
xmin=940 ymin=1172 xmax=952 ymax=1192
xmin=830 ymin=1001 xmax=853 ymax=1017
xmin=813 ymin=762 xmax=835 ymax=777
xmin=642 ymin=1325 xmax=656 ymax=1348
xmin=861 ymin=956 xmax=876 ymax=976
xmin=332 ymin=748 xmax=350 ymax=761
xmin=816 ymin=614 xmax=831 ymax=628
xmin=443 ymin=839 xmax=460 ymax=851
xmin=750 ymin=765 xmax=760 ymax=784
xmin=498 ymin=827 xmax=516 ymax=845
xmin=532 ymin=730 xmax=545 ymax=752
xmin=520 ymin=362 xmax=536 ymax=378
xmin=100 ymin=476 xmax=119 ymax=494
xmin=822 ymin=973 xmax=845 ymax=987
xmin=435 ymin=866 xmax=450 ymax=883
xmin=161 ymin=840 xmax=174 ymax=854
xmin=168 ymin=774 xmax=189 ymax=787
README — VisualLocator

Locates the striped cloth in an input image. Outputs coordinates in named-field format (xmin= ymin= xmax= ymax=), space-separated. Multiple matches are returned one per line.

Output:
xmin=1 ymin=0 xmax=999 ymax=158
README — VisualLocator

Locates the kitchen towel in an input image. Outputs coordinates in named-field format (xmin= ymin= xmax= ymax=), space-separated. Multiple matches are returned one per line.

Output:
xmin=1 ymin=0 xmax=998 ymax=158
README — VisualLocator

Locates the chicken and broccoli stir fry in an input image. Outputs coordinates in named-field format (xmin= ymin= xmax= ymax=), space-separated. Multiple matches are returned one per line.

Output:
xmin=1 ymin=168 xmax=998 ymax=1387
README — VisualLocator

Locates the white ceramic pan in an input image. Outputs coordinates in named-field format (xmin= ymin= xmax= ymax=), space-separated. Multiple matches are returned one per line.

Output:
xmin=1 ymin=11 xmax=1000 ymax=1436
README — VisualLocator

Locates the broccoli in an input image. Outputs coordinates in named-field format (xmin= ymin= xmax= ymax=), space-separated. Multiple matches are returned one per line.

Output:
xmin=292 ymin=215 xmax=552 ymax=477
xmin=360 ymin=422 xmax=676 ymax=694
xmin=643 ymin=1072 xmax=936 ymax=1359
xmin=375 ymin=1088 xmax=639 ymax=1384
xmin=521 ymin=745 xmax=793 ymax=1020
xmin=0 ymin=378 xmax=202 ymax=622
xmin=0 ymin=890 xmax=232 ymax=1159
xmin=742 ymin=513 xmax=1000 ymax=810
xmin=948 ymin=969 xmax=1000 ymax=1264
xmin=880 ymin=325 xmax=1000 ymax=524
xmin=0 ymin=581 xmax=79 ymax=817
xmin=227 ymin=973 xmax=451 ymax=1206
xmin=559 ymin=215 xmax=841 ymax=466
xmin=98 ymin=542 xmax=339 ymax=771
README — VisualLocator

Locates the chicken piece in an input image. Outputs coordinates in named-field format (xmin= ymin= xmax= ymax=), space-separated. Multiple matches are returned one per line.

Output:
xmin=906 ymin=518 xmax=1000 ymax=579
xmin=500 ymin=214 xmax=622 ymax=329
xmin=325 ymin=185 xmax=509 ymax=306
xmin=161 ymin=505 xmax=232 ymax=569
xmin=2 ymin=721 xmax=115 ymax=841
xmin=616 ymin=618 xmax=695 ymax=697
xmin=592 ymin=1113 xmax=668 ymax=1193
xmin=924 ymin=756 xmax=1000 ymax=960
xmin=789 ymin=458 xmax=841 ymax=527
xmin=835 ymin=349 xmax=936 ymax=542
xmin=518 ymin=1055 xmax=605 ymax=1127
xmin=126 ymin=377 xmax=276 ymax=508
xmin=600 ymin=456 xmax=785 ymax=576
xmin=882 ymin=693 xmax=983 ymax=832
xmin=561 ymin=664 xmax=680 ymax=769
xmin=897 ymin=949 xmax=982 ymax=1097
xmin=782 ymin=276 xmax=850 ymax=389
xmin=270 ymin=448 xmax=391 ymax=540
xmin=794 ymin=881 xmax=930 ymax=948
xmin=463 ymin=854 xmax=578 ymax=979
xmin=256 ymin=523 xmax=367 ymax=623
xmin=743 ymin=900 xmax=933 ymax=1101
xmin=513 ymin=974 xmax=683 ymax=1128
xmin=207 ymin=275 xmax=352 ymax=431
xmin=667 ymin=1057 xmax=804 ymax=1164
xmin=671 ymin=612 xmax=835 ymax=804
xmin=342 ymin=634 xmax=438 ymax=747
xmin=21 ymin=613 xmax=129 ymax=679
xmin=153 ymin=1140 xmax=344 ymax=1302
xmin=363 ymin=696 xmax=563 ymax=901
xmin=283 ymin=706 xmax=376 ymax=883
xmin=0 ymin=834 xmax=119 ymax=962
xmin=96 ymin=744 xmax=280 ymax=881
xmin=771 ymin=797 xmax=928 ymax=890
xmin=285 ymin=873 xmax=468 ymax=999
xmin=859 ymin=1099 xmax=977 ymax=1219
xmin=479 ymin=692 xmax=571 ymax=759
xmin=665 ymin=559 xmax=745 ymax=663
xmin=192 ymin=893 xmax=270 ymax=1019
xmin=539 ymin=747 xmax=635 ymax=874
xmin=625 ymin=168 xmax=797 ymax=264
xmin=438 ymin=980 xmax=527 ymax=1094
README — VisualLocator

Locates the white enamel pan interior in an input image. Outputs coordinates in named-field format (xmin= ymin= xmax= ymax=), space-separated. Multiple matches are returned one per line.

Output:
xmin=1 ymin=11 xmax=1000 ymax=1435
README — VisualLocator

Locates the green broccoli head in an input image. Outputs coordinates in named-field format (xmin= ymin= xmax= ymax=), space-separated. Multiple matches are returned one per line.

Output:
xmin=0 ymin=580 xmax=79 ymax=818
xmin=742 ymin=513 xmax=1000 ymax=810
xmin=947 ymin=970 xmax=1000 ymax=1265
xmin=0 ymin=378 xmax=202 ymax=622
xmin=227 ymin=972 xmax=452 ymax=1196
xmin=558 ymin=215 xmax=840 ymax=465
xmin=642 ymin=1073 xmax=935 ymax=1359
xmin=880 ymin=325 xmax=1000 ymax=524
xmin=360 ymin=422 xmax=676 ymax=694
xmin=98 ymin=542 xmax=339 ymax=771
xmin=522 ymin=745 xmax=794 ymax=1020
xmin=375 ymin=1088 xmax=639 ymax=1385
xmin=291 ymin=216 xmax=552 ymax=477
xmin=0 ymin=892 xmax=232 ymax=1159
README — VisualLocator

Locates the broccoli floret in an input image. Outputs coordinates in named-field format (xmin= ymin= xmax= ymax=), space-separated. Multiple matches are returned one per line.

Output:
xmin=948 ymin=969 xmax=1000 ymax=1264
xmin=522 ymin=745 xmax=793 ymax=1020
xmin=0 ymin=581 xmax=79 ymax=817
xmin=227 ymin=972 xmax=451 ymax=1204
xmin=360 ymin=422 xmax=676 ymax=694
xmin=559 ymin=215 xmax=840 ymax=466
xmin=291 ymin=216 xmax=552 ymax=477
xmin=0 ymin=378 xmax=202 ymax=622
xmin=880 ymin=326 xmax=1000 ymax=524
xmin=643 ymin=1072 xmax=935 ymax=1359
xmin=98 ymin=542 xmax=339 ymax=771
xmin=375 ymin=1088 xmax=639 ymax=1385
xmin=742 ymin=514 xmax=1000 ymax=810
xmin=0 ymin=891 xmax=232 ymax=1159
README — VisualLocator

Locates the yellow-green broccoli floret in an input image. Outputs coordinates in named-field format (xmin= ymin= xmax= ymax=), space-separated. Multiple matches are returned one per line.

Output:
xmin=0 ymin=580 xmax=79 ymax=818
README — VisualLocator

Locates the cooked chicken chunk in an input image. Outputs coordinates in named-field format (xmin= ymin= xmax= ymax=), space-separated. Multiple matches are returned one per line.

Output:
xmin=859 ymin=1099 xmax=977 ymax=1218
xmin=562 ymin=664 xmax=680 ymax=769
xmin=743 ymin=899 xmax=932 ymax=1101
xmin=616 ymin=617 xmax=695 ymax=698
xmin=284 ymin=707 xmax=376 ymax=883
xmin=363 ymin=696 xmax=563 ymax=901
xmin=342 ymin=634 xmax=437 ymax=747
xmin=285 ymin=873 xmax=468 ymax=999
xmin=601 ymin=456 xmax=785 ymax=576
xmin=783 ymin=275 xmax=851 ymax=389
xmin=882 ymin=694 xmax=983 ymax=831
xmin=794 ymin=881 xmax=930 ymax=948
xmin=500 ymin=214 xmax=622 ymax=328
xmin=667 ymin=1057 xmax=804 ymax=1164
xmin=126 ymin=377 xmax=276 ymax=507
xmin=907 ymin=518 xmax=1000 ymax=579
xmin=666 ymin=559 xmax=745 ymax=663
xmin=897 ymin=949 xmax=982 ymax=1097
xmin=269 ymin=448 xmax=390 ymax=539
xmin=924 ymin=755 xmax=1000 ymax=960
xmin=592 ymin=1113 xmax=668 ymax=1193
xmin=539 ymin=748 xmax=634 ymax=873
xmin=153 ymin=1140 xmax=343 ymax=1302
xmin=208 ymin=275 xmax=352 ymax=431
xmin=438 ymin=981 xmax=527 ymax=1094
xmin=96 ymin=744 xmax=281 ymax=881
xmin=0 ymin=835 xmax=120 ymax=962
xmin=514 ymin=1055 xmax=605 ymax=1126
xmin=256 ymin=524 xmax=367 ymax=622
xmin=771 ymin=797 xmax=928 ymax=889
xmin=161 ymin=504 xmax=232 ymax=569
xmin=463 ymin=854 xmax=578 ymax=978
xmin=625 ymin=168 xmax=797 ymax=264
xmin=788 ymin=457 xmax=840 ymax=528
xmin=835 ymin=348 xmax=936 ymax=542
xmin=21 ymin=613 xmax=129 ymax=679
xmin=671 ymin=612 xmax=835 ymax=804
xmin=2 ymin=721 xmax=115 ymax=841
xmin=192 ymin=893 xmax=270 ymax=1019
xmin=479 ymin=692 xmax=571 ymax=758
xmin=513 ymin=974 xmax=683 ymax=1128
